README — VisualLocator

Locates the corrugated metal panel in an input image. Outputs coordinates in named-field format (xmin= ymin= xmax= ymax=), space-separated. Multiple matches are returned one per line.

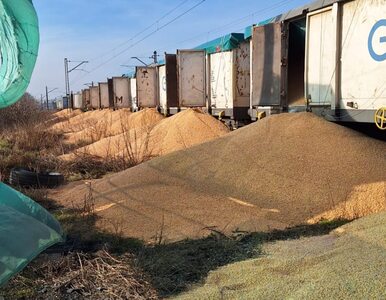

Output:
xmin=177 ymin=49 xmax=206 ymax=107
xmin=89 ymin=86 xmax=100 ymax=109
xmin=99 ymin=82 xmax=110 ymax=108
xmin=136 ymin=66 xmax=158 ymax=108
xmin=251 ymin=23 xmax=283 ymax=106
xmin=112 ymin=77 xmax=130 ymax=108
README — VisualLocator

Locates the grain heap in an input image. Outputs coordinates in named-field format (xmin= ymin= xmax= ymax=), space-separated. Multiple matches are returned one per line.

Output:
xmin=60 ymin=108 xmax=164 ymax=159
xmin=51 ymin=110 xmax=110 ymax=133
xmin=65 ymin=108 xmax=230 ymax=160
xmin=52 ymin=113 xmax=386 ymax=241
xmin=48 ymin=109 xmax=82 ymax=124
xmin=148 ymin=108 xmax=230 ymax=156
xmin=63 ymin=109 xmax=132 ymax=145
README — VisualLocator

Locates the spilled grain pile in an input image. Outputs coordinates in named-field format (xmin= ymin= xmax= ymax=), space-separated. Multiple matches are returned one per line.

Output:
xmin=176 ymin=212 xmax=386 ymax=299
xmin=149 ymin=108 xmax=229 ymax=156
xmin=47 ymin=109 xmax=83 ymax=125
xmin=64 ymin=108 xmax=229 ymax=160
xmin=63 ymin=109 xmax=132 ymax=145
xmin=51 ymin=113 xmax=386 ymax=241
xmin=60 ymin=108 xmax=164 ymax=160
xmin=51 ymin=110 xmax=111 ymax=133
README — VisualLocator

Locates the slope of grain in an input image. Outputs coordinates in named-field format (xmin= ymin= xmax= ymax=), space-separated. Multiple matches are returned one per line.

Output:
xmin=63 ymin=109 xmax=132 ymax=145
xmin=64 ymin=109 xmax=229 ymax=160
xmin=51 ymin=110 xmax=110 ymax=133
xmin=52 ymin=113 xmax=386 ymax=241
xmin=176 ymin=212 xmax=386 ymax=299
xmin=47 ymin=109 xmax=83 ymax=125
xmin=149 ymin=108 xmax=229 ymax=156
xmin=60 ymin=108 xmax=163 ymax=159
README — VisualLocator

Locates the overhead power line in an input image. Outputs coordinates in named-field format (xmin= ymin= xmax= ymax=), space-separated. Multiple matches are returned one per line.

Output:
xmin=71 ymin=0 xmax=207 ymax=86
xmin=124 ymin=0 xmax=296 ymax=64
xmin=152 ymin=0 xmax=295 ymax=55
xmin=88 ymin=0 xmax=192 ymax=63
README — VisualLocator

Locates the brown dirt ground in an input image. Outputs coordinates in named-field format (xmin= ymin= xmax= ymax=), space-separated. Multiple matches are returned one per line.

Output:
xmin=50 ymin=113 xmax=386 ymax=242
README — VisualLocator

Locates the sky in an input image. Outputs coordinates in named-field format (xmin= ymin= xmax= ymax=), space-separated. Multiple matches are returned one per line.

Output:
xmin=28 ymin=0 xmax=311 ymax=100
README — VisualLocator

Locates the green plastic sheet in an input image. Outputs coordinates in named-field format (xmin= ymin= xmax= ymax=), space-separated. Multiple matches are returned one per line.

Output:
xmin=0 ymin=183 xmax=63 ymax=286
xmin=0 ymin=0 xmax=39 ymax=108
xmin=195 ymin=33 xmax=245 ymax=54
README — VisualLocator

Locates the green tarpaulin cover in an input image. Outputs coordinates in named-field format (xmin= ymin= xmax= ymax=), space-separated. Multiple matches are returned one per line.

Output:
xmin=0 ymin=183 xmax=63 ymax=286
xmin=0 ymin=0 xmax=39 ymax=108
xmin=195 ymin=33 xmax=245 ymax=54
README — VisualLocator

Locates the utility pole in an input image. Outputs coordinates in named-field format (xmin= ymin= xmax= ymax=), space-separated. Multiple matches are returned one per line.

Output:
xmin=152 ymin=51 xmax=158 ymax=64
xmin=131 ymin=56 xmax=148 ymax=66
xmin=45 ymin=86 xmax=58 ymax=110
xmin=40 ymin=94 xmax=43 ymax=109
xmin=64 ymin=58 xmax=88 ymax=109
xmin=45 ymin=86 xmax=49 ymax=110
xmin=64 ymin=58 xmax=69 ymax=109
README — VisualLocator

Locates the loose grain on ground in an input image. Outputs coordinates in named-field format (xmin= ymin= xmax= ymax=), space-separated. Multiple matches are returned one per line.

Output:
xmin=51 ymin=112 xmax=386 ymax=242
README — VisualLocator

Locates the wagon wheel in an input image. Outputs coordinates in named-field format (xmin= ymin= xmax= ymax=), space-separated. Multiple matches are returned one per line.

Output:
xmin=374 ymin=107 xmax=386 ymax=130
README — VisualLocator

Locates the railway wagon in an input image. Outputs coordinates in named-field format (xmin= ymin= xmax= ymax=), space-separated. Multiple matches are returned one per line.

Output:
xmin=157 ymin=54 xmax=179 ymax=116
xmin=82 ymin=88 xmax=90 ymax=109
xmin=177 ymin=49 xmax=206 ymax=108
xmin=249 ymin=0 xmax=386 ymax=128
xmin=73 ymin=93 xmax=83 ymax=109
xmin=99 ymin=82 xmax=110 ymax=109
xmin=198 ymin=33 xmax=251 ymax=125
xmin=110 ymin=77 xmax=130 ymax=109
xmin=89 ymin=86 xmax=100 ymax=109
xmin=136 ymin=66 xmax=158 ymax=108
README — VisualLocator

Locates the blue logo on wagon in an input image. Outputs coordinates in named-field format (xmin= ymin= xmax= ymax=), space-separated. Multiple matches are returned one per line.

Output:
xmin=368 ymin=19 xmax=386 ymax=62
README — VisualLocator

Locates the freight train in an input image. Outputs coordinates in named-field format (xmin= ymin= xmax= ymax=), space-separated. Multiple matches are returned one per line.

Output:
xmin=71 ymin=0 xmax=386 ymax=130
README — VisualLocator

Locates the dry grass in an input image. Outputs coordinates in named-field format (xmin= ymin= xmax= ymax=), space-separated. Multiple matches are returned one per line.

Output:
xmin=0 ymin=106 xmax=151 ymax=185
xmin=0 ymin=251 xmax=158 ymax=300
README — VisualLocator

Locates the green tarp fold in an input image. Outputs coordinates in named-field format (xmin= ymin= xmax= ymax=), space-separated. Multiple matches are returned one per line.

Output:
xmin=195 ymin=33 xmax=245 ymax=54
xmin=0 ymin=0 xmax=39 ymax=108
xmin=0 ymin=183 xmax=63 ymax=286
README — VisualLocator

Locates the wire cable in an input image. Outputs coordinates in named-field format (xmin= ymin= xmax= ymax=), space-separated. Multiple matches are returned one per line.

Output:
xmin=71 ymin=0 xmax=207 ymax=85
xmin=88 ymin=0 xmax=192 ymax=63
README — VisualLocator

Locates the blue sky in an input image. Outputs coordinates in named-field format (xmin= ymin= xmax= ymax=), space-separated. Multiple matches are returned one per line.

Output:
xmin=28 ymin=0 xmax=311 ymax=99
